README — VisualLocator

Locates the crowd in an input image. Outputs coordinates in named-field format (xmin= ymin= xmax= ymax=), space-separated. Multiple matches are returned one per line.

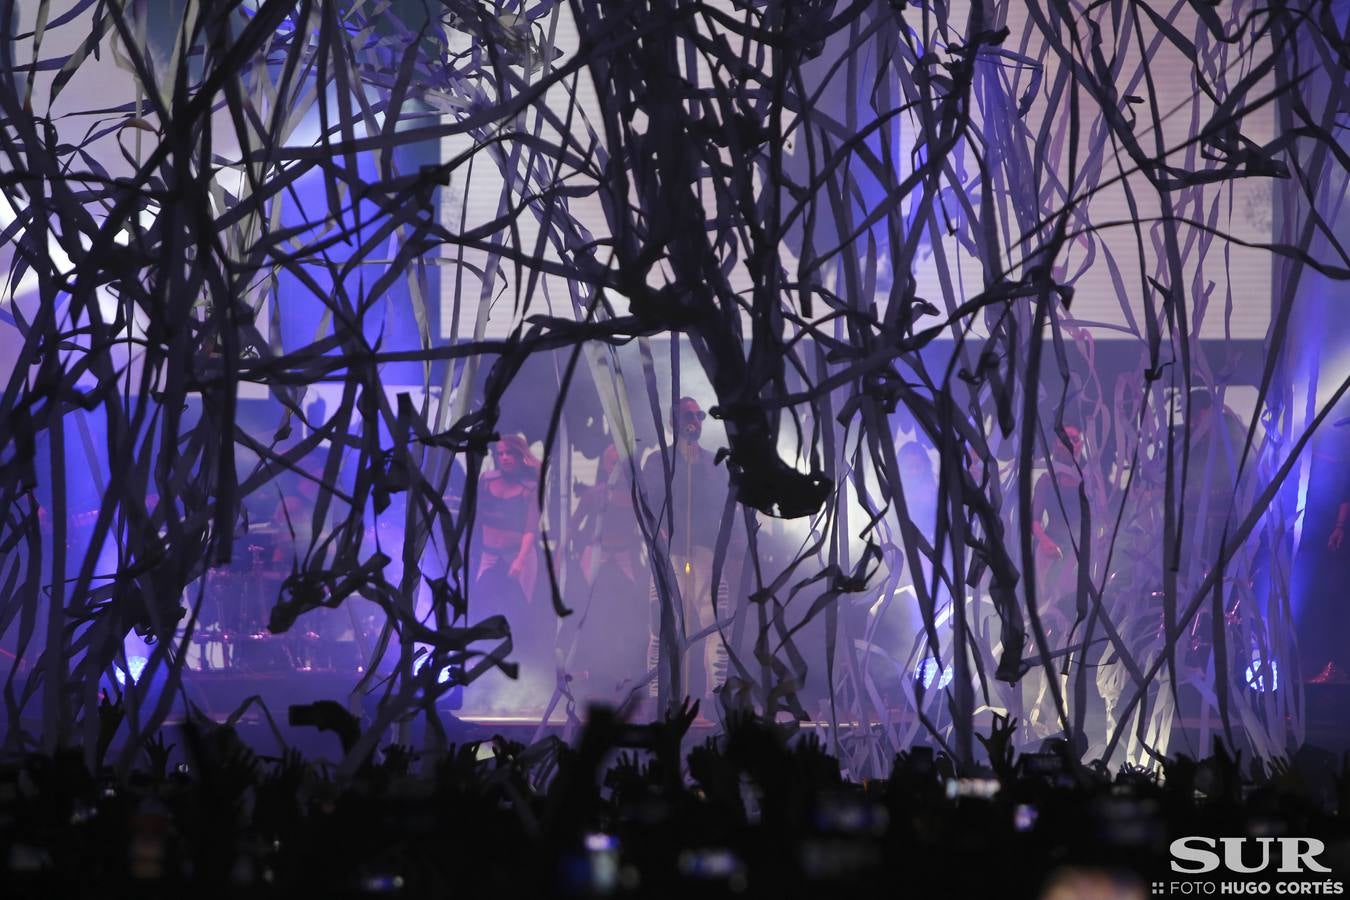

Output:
xmin=2 ymin=701 xmax=1348 ymax=899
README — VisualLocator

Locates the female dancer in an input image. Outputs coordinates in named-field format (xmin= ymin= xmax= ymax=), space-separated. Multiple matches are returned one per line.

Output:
xmin=473 ymin=434 xmax=550 ymax=698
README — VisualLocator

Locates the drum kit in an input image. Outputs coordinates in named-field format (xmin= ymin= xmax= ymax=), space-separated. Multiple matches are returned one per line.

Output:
xmin=187 ymin=525 xmax=365 ymax=674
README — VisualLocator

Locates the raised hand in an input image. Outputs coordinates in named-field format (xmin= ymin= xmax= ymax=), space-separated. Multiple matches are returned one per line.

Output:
xmin=142 ymin=730 xmax=175 ymax=780
xmin=976 ymin=713 xmax=1019 ymax=780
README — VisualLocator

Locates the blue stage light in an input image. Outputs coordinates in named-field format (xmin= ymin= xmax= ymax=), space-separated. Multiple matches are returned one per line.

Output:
xmin=414 ymin=652 xmax=451 ymax=684
xmin=1245 ymin=651 xmax=1279 ymax=693
xmin=113 ymin=655 xmax=148 ymax=686
xmin=915 ymin=657 xmax=953 ymax=690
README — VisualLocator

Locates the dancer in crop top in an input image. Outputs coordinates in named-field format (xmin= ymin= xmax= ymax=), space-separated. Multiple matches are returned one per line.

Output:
xmin=473 ymin=434 xmax=550 ymax=694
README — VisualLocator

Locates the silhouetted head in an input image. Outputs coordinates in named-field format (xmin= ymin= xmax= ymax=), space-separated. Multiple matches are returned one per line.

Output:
xmin=1187 ymin=388 xmax=1217 ymax=430
xmin=672 ymin=396 xmax=706 ymax=445
xmin=1052 ymin=425 xmax=1084 ymax=466
xmin=1167 ymin=386 xmax=1218 ymax=431
xmin=898 ymin=442 xmax=934 ymax=486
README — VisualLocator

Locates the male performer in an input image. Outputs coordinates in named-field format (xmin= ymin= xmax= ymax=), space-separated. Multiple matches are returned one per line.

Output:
xmin=641 ymin=397 xmax=731 ymax=711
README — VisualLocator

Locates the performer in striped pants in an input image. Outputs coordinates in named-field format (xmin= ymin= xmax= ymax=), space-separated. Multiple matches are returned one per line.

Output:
xmin=641 ymin=397 xmax=731 ymax=708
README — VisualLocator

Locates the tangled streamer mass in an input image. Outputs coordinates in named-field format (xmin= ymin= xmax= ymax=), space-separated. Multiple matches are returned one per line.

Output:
xmin=1 ymin=0 xmax=1349 ymax=785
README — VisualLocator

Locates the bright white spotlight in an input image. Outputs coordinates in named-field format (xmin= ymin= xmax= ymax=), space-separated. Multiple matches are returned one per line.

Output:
xmin=1245 ymin=651 xmax=1279 ymax=693
xmin=915 ymin=657 xmax=953 ymax=690
xmin=414 ymin=653 xmax=451 ymax=685
xmin=113 ymin=656 xmax=149 ymax=686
